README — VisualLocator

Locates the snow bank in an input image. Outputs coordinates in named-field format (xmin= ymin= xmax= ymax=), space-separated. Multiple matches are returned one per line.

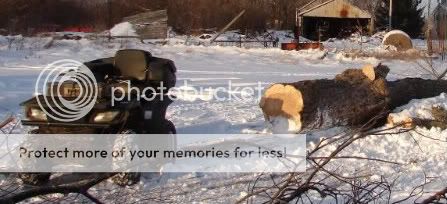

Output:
xmin=110 ymin=22 xmax=138 ymax=37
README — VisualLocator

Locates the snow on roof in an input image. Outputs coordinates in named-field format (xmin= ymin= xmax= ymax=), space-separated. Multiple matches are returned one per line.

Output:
xmin=298 ymin=0 xmax=371 ymax=19
xmin=110 ymin=22 xmax=138 ymax=37
xmin=298 ymin=0 xmax=329 ymax=12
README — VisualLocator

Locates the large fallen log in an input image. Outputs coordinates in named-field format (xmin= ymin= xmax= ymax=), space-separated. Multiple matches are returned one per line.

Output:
xmin=260 ymin=64 xmax=447 ymax=133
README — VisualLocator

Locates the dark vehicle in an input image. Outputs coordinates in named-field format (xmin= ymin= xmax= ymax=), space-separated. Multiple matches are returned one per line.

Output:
xmin=19 ymin=49 xmax=177 ymax=185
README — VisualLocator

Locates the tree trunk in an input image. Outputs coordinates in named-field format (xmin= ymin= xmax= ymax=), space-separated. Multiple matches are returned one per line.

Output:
xmin=260 ymin=64 xmax=447 ymax=133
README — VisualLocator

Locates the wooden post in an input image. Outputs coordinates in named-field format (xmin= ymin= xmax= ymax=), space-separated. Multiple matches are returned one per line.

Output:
xmin=426 ymin=1 xmax=433 ymax=56
xmin=369 ymin=18 xmax=375 ymax=36
xmin=107 ymin=0 xmax=113 ymax=42
xmin=299 ymin=16 xmax=304 ymax=42
xmin=210 ymin=10 xmax=246 ymax=43
xmin=295 ymin=8 xmax=299 ymax=44
xmin=388 ymin=0 xmax=393 ymax=31
xmin=297 ymin=9 xmax=301 ymax=45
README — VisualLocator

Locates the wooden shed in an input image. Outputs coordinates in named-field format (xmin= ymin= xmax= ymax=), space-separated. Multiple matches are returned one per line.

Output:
xmin=297 ymin=0 xmax=373 ymax=40
xmin=123 ymin=10 xmax=168 ymax=39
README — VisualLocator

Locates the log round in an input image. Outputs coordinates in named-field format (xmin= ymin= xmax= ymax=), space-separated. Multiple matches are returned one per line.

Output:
xmin=382 ymin=30 xmax=413 ymax=51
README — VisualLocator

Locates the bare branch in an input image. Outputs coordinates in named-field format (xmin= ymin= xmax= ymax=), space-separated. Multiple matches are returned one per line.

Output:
xmin=0 ymin=173 xmax=115 ymax=203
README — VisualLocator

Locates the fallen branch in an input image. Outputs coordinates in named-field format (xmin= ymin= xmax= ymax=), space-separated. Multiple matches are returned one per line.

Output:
xmin=0 ymin=114 xmax=14 ymax=129
xmin=308 ymin=156 xmax=403 ymax=165
xmin=388 ymin=106 xmax=447 ymax=130
xmin=0 ymin=173 xmax=116 ymax=203
xmin=237 ymin=114 xmax=434 ymax=203
xmin=421 ymin=187 xmax=447 ymax=204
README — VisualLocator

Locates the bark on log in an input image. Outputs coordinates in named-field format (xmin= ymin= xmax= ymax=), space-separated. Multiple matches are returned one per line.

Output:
xmin=260 ymin=64 xmax=447 ymax=133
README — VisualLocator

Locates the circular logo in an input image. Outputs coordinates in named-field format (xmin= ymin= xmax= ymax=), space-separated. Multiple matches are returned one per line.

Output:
xmin=35 ymin=59 xmax=98 ymax=122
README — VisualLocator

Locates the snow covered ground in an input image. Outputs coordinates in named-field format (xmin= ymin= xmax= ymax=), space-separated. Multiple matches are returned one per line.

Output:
xmin=0 ymin=33 xmax=446 ymax=203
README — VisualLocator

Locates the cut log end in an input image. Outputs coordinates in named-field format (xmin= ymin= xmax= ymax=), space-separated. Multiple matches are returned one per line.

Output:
xmin=361 ymin=64 xmax=390 ymax=81
xmin=260 ymin=84 xmax=303 ymax=132
xmin=361 ymin=64 xmax=376 ymax=81
xmin=382 ymin=30 xmax=413 ymax=51
xmin=387 ymin=114 xmax=413 ymax=128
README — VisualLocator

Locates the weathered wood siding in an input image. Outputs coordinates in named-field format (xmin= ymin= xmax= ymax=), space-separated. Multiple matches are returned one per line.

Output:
xmin=123 ymin=10 xmax=168 ymax=39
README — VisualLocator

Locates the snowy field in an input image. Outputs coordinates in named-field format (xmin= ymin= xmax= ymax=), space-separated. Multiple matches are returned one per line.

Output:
xmin=0 ymin=33 xmax=446 ymax=203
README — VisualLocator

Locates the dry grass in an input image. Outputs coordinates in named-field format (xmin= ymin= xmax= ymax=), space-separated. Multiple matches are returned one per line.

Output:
xmin=341 ymin=48 xmax=425 ymax=60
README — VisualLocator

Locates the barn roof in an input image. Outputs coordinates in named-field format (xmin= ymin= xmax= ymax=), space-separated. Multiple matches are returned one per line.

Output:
xmin=298 ymin=0 xmax=372 ymax=19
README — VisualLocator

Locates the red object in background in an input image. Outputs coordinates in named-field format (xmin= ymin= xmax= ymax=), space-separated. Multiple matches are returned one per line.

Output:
xmin=33 ymin=24 xmax=60 ymax=34
xmin=281 ymin=42 xmax=299 ymax=50
xmin=281 ymin=42 xmax=324 ymax=51
xmin=298 ymin=42 xmax=323 ymax=50
xmin=63 ymin=26 xmax=94 ymax=33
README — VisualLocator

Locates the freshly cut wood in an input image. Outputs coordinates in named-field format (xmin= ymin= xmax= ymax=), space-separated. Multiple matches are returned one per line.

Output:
xmin=260 ymin=64 xmax=447 ymax=133
xmin=388 ymin=106 xmax=447 ymax=129
xmin=387 ymin=115 xmax=413 ymax=128
xmin=259 ymin=84 xmax=303 ymax=130
xmin=361 ymin=63 xmax=390 ymax=81
xmin=388 ymin=117 xmax=446 ymax=130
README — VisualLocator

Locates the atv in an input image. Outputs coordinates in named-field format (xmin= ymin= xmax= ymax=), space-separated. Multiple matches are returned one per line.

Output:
xmin=19 ymin=49 xmax=177 ymax=186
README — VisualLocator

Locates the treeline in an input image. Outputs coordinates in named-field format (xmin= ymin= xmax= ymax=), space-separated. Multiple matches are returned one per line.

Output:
xmin=168 ymin=0 xmax=300 ymax=34
xmin=0 ymin=0 xmax=301 ymax=35
xmin=0 ymin=0 xmax=424 ymax=37
xmin=0 ymin=0 xmax=167 ymax=34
